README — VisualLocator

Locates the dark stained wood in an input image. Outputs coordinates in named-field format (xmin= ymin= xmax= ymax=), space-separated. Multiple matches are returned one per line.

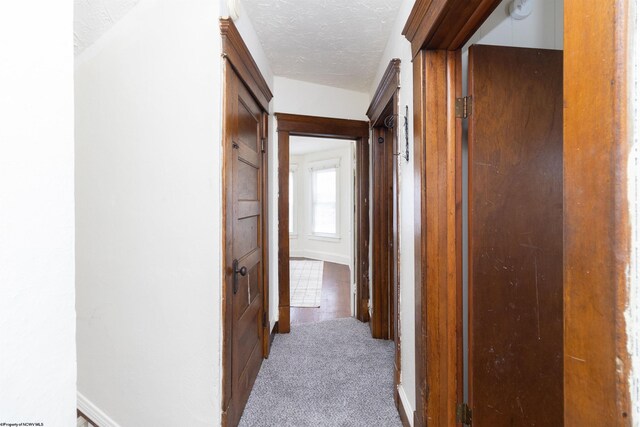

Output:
xmin=367 ymin=58 xmax=401 ymax=125
xmin=404 ymin=1 xmax=634 ymax=426
xmin=77 ymin=410 xmax=98 ymax=427
xmin=367 ymin=62 xmax=402 ymax=405
xmin=221 ymin=62 xmax=268 ymax=427
xmin=220 ymin=18 xmax=273 ymax=111
xmin=276 ymin=113 xmax=369 ymax=139
xmin=412 ymin=51 xmax=426 ymax=427
xmin=401 ymin=0 xmax=502 ymax=56
xmin=356 ymin=133 xmax=371 ymax=324
xmin=564 ymin=0 xmax=632 ymax=424
xmin=277 ymin=130 xmax=291 ymax=334
xmin=371 ymin=123 xmax=394 ymax=340
xmin=412 ymin=49 xmax=462 ymax=427
xmin=220 ymin=18 xmax=271 ymax=427
xmin=276 ymin=114 xmax=370 ymax=333
xmin=290 ymin=260 xmax=351 ymax=325
xmin=261 ymin=112 xmax=270 ymax=358
xmin=468 ymin=44 xmax=563 ymax=426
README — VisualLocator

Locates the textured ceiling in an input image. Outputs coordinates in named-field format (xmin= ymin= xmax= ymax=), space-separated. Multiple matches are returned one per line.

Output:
xmin=241 ymin=0 xmax=403 ymax=92
xmin=290 ymin=137 xmax=353 ymax=156
xmin=74 ymin=0 xmax=140 ymax=55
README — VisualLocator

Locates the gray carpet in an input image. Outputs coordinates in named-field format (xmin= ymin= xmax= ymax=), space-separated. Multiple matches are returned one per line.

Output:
xmin=239 ymin=318 xmax=402 ymax=427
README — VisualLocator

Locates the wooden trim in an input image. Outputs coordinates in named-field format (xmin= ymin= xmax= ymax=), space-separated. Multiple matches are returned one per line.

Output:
xmin=277 ymin=129 xmax=291 ymax=334
xmin=405 ymin=0 xmax=633 ymax=425
xmin=412 ymin=51 xmax=426 ymax=427
xmin=401 ymin=0 xmax=502 ymax=56
xmin=356 ymin=133 xmax=371 ymax=324
xmin=276 ymin=114 xmax=370 ymax=333
xmin=276 ymin=113 xmax=369 ymax=138
xmin=412 ymin=49 xmax=462 ymax=427
xmin=367 ymin=58 xmax=401 ymax=124
xmin=564 ymin=0 xmax=631 ymax=424
xmin=77 ymin=410 xmax=99 ymax=427
xmin=394 ymin=387 xmax=412 ymax=427
xmin=220 ymin=18 xmax=273 ymax=111
xmin=261 ymin=112 xmax=271 ymax=358
xmin=221 ymin=61 xmax=233 ymax=426
xmin=370 ymin=124 xmax=395 ymax=340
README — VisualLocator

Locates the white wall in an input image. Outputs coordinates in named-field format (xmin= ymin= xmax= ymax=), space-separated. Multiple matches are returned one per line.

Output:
xmin=274 ymin=77 xmax=370 ymax=121
xmin=75 ymin=1 xmax=224 ymax=425
xmin=289 ymin=143 xmax=354 ymax=267
xmin=0 ymin=2 xmax=76 ymax=425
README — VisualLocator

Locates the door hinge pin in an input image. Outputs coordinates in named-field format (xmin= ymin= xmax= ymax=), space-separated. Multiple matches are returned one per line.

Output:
xmin=456 ymin=403 xmax=472 ymax=425
xmin=261 ymin=138 xmax=266 ymax=153
xmin=455 ymin=96 xmax=472 ymax=119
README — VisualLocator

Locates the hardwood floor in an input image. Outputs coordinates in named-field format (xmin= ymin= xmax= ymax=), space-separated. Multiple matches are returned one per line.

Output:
xmin=290 ymin=259 xmax=352 ymax=325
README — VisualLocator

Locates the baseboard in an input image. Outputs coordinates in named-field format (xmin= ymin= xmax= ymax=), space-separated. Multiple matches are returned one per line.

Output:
xmin=289 ymin=250 xmax=350 ymax=266
xmin=395 ymin=385 xmax=414 ymax=427
xmin=270 ymin=321 xmax=279 ymax=345
xmin=413 ymin=410 xmax=421 ymax=427
xmin=78 ymin=392 xmax=121 ymax=427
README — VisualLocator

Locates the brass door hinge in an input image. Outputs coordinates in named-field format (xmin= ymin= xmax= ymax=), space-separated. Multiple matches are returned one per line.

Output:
xmin=455 ymin=96 xmax=472 ymax=119
xmin=456 ymin=402 xmax=472 ymax=425
xmin=261 ymin=138 xmax=266 ymax=153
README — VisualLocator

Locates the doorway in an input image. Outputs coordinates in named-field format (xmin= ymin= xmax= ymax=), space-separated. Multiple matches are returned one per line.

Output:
xmin=288 ymin=136 xmax=356 ymax=325
xmin=276 ymin=114 xmax=370 ymax=333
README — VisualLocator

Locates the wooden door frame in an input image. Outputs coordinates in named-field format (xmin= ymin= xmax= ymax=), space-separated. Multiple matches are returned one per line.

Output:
xmin=402 ymin=0 xmax=633 ymax=425
xmin=220 ymin=18 xmax=273 ymax=427
xmin=276 ymin=113 xmax=370 ymax=334
xmin=366 ymin=58 xmax=403 ymax=404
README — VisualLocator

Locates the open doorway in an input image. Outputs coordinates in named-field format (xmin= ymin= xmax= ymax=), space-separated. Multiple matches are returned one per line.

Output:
xmin=288 ymin=136 xmax=356 ymax=325
xmin=276 ymin=113 xmax=370 ymax=334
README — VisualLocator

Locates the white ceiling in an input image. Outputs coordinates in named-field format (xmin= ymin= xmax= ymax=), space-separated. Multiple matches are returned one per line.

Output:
xmin=74 ymin=0 xmax=140 ymax=56
xmin=290 ymin=137 xmax=353 ymax=156
xmin=241 ymin=0 xmax=403 ymax=92
xmin=74 ymin=0 xmax=403 ymax=91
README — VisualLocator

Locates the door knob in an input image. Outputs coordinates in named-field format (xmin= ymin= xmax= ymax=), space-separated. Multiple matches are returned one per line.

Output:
xmin=236 ymin=265 xmax=247 ymax=276
xmin=232 ymin=259 xmax=247 ymax=294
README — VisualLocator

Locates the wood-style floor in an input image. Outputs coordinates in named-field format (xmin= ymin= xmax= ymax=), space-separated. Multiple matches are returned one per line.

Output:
xmin=290 ymin=258 xmax=351 ymax=325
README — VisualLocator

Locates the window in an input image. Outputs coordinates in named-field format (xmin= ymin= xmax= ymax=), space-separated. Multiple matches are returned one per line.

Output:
xmin=311 ymin=162 xmax=339 ymax=237
xmin=289 ymin=165 xmax=297 ymax=236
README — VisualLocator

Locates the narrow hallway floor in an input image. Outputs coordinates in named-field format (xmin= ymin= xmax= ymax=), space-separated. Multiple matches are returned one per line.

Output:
xmin=239 ymin=318 xmax=401 ymax=427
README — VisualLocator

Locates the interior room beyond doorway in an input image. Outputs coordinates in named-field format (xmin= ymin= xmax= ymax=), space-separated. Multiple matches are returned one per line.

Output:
xmin=288 ymin=136 xmax=356 ymax=325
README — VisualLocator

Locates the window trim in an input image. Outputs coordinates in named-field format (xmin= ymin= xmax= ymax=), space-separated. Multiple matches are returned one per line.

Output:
xmin=309 ymin=158 xmax=340 ymax=239
xmin=289 ymin=164 xmax=298 ymax=238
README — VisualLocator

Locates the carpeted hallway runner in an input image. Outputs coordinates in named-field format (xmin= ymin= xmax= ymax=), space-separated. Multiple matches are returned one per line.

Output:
xmin=239 ymin=318 xmax=402 ymax=427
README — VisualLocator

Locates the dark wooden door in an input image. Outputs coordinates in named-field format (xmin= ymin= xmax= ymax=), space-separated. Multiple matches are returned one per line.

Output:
xmin=225 ymin=66 xmax=266 ymax=426
xmin=371 ymin=122 xmax=396 ymax=340
xmin=468 ymin=45 xmax=563 ymax=426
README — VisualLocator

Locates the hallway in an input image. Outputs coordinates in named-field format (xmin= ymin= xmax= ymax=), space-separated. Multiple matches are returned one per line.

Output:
xmin=238 ymin=318 xmax=401 ymax=427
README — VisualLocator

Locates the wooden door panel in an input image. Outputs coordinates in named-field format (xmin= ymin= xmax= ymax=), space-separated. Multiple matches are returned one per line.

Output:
xmin=468 ymin=45 xmax=563 ymax=426
xmin=227 ymin=65 xmax=265 ymax=427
